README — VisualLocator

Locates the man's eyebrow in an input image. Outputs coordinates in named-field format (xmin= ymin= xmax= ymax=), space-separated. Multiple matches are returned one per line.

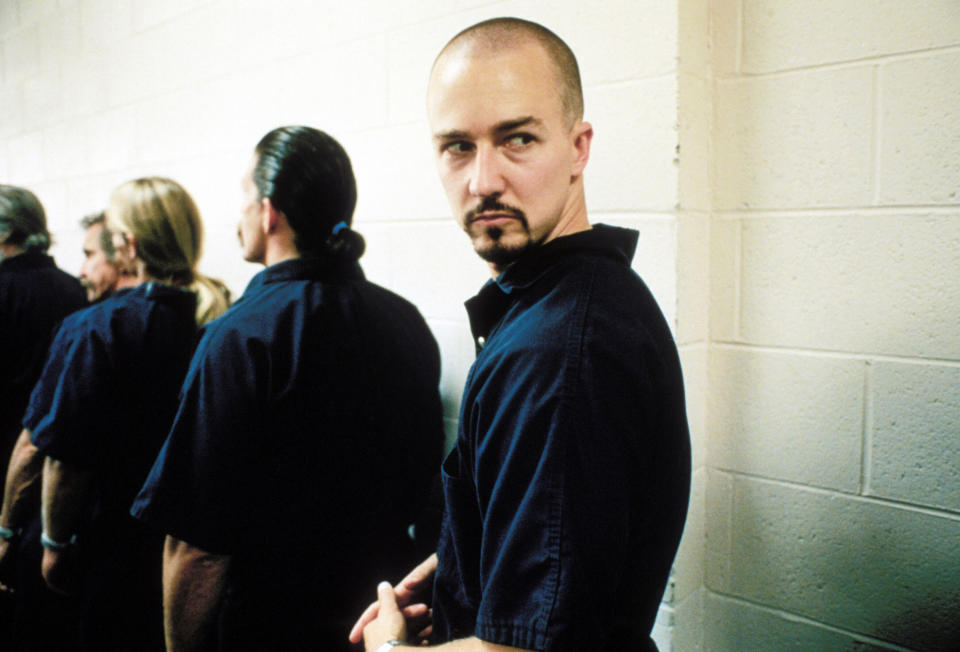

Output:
xmin=433 ymin=116 xmax=545 ymax=143
xmin=494 ymin=116 xmax=542 ymax=133
xmin=433 ymin=129 xmax=471 ymax=143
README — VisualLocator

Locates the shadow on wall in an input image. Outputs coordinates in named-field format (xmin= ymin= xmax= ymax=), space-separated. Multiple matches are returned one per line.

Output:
xmin=846 ymin=503 xmax=960 ymax=651
xmin=723 ymin=478 xmax=960 ymax=651
xmin=875 ymin=606 xmax=960 ymax=652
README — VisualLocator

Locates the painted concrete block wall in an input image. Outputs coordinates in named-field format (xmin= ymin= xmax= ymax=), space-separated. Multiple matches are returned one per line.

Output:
xmin=0 ymin=0 xmax=684 ymax=421
xmin=672 ymin=0 xmax=712 ymax=649
xmin=706 ymin=1 xmax=960 ymax=649
xmin=1 ymin=0 xmax=694 ymax=648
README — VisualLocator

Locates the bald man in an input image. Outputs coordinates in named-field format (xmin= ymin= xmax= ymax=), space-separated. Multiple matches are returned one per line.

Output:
xmin=353 ymin=17 xmax=691 ymax=652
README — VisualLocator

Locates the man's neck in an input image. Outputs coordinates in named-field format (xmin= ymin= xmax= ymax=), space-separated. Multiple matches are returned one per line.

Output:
xmin=263 ymin=239 xmax=301 ymax=268
xmin=486 ymin=219 xmax=592 ymax=278
xmin=116 ymin=275 xmax=140 ymax=291
xmin=0 ymin=243 xmax=25 ymax=261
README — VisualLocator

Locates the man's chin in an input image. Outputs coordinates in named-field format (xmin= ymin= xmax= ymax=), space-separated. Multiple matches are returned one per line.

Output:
xmin=472 ymin=236 xmax=532 ymax=268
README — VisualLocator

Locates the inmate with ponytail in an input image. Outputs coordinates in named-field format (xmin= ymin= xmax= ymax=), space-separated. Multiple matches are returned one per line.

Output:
xmin=0 ymin=184 xmax=52 ymax=254
xmin=253 ymin=125 xmax=366 ymax=262
xmin=106 ymin=177 xmax=230 ymax=325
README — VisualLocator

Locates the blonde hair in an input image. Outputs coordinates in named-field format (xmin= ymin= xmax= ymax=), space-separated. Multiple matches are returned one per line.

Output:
xmin=107 ymin=177 xmax=230 ymax=325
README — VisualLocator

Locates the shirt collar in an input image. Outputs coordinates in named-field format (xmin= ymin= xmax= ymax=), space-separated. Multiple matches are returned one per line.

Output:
xmin=106 ymin=281 xmax=195 ymax=304
xmin=242 ymin=257 xmax=365 ymax=295
xmin=492 ymin=223 xmax=638 ymax=295
xmin=465 ymin=224 xmax=639 ymax=343
xmin=0 ymin=251 xmax=56 ymax=272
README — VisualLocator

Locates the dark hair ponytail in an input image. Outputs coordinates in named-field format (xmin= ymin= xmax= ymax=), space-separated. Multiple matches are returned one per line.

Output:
xmin=323 ymin=220 xmax=366 ymax=262
xmin=253 ymin=126 xmax=365 ymax=262
xmin=0 ymin=185 xmax=51 ymax=253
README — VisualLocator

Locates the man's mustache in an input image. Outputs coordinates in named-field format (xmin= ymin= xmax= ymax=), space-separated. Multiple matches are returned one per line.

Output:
xmin=464 ymin=196 xmax=526 ymax=225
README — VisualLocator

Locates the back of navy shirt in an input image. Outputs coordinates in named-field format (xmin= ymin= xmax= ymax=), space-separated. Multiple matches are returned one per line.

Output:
xmin=23 ymin=281 xmax=197 ymax=652
xmin=0 ymin=252 xmax=86 ymax=465
xmin=25 ymin=282 xmax=198 ymax=520
xmin=132 ymin=257 xmax=445 ymax=648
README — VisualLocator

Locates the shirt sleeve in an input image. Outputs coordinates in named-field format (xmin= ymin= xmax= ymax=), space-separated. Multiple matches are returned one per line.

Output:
xmin=131 ymin=321 xmax=265 ymax=554
xmin=467 ymin=340 xmax=639 ymax=651
xmin=25 ymin=314 xmax=112 ymax=467
xmin=470 ymin=344 xmax=572 ymax=650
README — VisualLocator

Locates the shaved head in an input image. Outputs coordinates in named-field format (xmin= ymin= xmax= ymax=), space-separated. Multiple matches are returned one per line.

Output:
xmin=432 ymin=17 xmax=584 ymax=128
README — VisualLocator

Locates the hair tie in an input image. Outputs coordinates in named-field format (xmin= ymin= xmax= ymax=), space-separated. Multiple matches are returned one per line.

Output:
xmin=332 ymin=221 xmax=349 ymax=236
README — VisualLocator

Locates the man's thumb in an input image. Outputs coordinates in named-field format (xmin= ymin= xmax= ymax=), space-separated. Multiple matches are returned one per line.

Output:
xmin=377 ymin=581 xmax=398 ymax=613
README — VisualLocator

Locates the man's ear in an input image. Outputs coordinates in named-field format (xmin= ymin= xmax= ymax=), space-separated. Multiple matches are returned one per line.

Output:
xmin=261 ymin=197 xmax=281 ymax=234
xmin=570 ymin=120 xmax=593 ymax=179
xmin=117 ymin=233 xmax=139 ymax=273
xmin=124 ymin=233 xmax=139 ymax=256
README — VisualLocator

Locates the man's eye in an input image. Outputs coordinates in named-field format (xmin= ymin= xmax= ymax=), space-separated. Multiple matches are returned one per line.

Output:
xmin=443 ymin=141 xmax=473 ymax=154
xmin=505 ymin=133 xmax=535 ymax=148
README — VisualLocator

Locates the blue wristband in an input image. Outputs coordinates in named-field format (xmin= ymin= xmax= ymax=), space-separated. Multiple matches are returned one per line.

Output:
xmin=40 ymin=531 xmax=77 ymax=551
xmin=0 ymin=525 xmax=22 ymax=541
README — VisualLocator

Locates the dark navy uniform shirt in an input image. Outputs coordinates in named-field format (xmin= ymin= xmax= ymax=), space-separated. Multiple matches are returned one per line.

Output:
xmin=23 ymin=281 xmax=198 ymax=651
xmin=26 ymin=283 xmax=198 ymax=498
xmin=132 ymin=257 xmax=444 ymax=651
xmin=431 ymin=225 xmax=691 ymax=652
xmin=0 ymin=252 xmax=86 ymax=466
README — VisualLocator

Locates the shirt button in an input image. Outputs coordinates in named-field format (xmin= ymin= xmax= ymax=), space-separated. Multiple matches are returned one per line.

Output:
xmin=477 ymin=336 xmax=486 ymax=348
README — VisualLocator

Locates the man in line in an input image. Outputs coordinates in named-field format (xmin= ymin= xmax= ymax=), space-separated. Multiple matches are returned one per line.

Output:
xmin=353 ymin=18 xmax=691 ymax=652
xmin=1 ymin=211 xmax=125 ymax=559
xmin=78 ymin=212 xmax=122 ymax=303
xmin=0 ymin=188 xmax=87 ymax=499
xmin=1 ymin=211 xmax=123 ymax=547
xmin=0 ymin=204 xmax=118 ymax=647
xmin=2 ymin=178 xmax=219 ymax=651
xmin=131 ymin=126 xmax=445 ymax=652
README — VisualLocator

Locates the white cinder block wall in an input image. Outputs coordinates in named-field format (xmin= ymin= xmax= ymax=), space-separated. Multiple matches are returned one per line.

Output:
xmin=0 ymin=0 xmax=685 ymax=452
xmin=0 ymin=1 xmax=691 ymax=649
xmin=701 ymin=1 xmax=960 ymax=650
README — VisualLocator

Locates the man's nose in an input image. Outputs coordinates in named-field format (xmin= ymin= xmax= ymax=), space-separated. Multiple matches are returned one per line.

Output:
xmin=468 ymin=146 xmax=505 ymax=197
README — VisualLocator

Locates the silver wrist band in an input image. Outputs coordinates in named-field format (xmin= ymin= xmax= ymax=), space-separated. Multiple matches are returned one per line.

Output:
xmin=40 ymin=530 xmax=77 ymax=551
xmin=374 ymin=640 xmax=407 ymax=652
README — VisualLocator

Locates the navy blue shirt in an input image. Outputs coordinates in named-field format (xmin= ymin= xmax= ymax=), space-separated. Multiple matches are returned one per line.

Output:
xmin=23 ymin=281 xmax=198 ymax=651
xmin=432 ymin=225 xmax=691 ymax=652
xmin=132 ymin=257 xmax=444 ymax=651
xmin=27 ymin=284 xmax=198 ymax=500
xmin=0 ymin=252 xmax=86 ymax=467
